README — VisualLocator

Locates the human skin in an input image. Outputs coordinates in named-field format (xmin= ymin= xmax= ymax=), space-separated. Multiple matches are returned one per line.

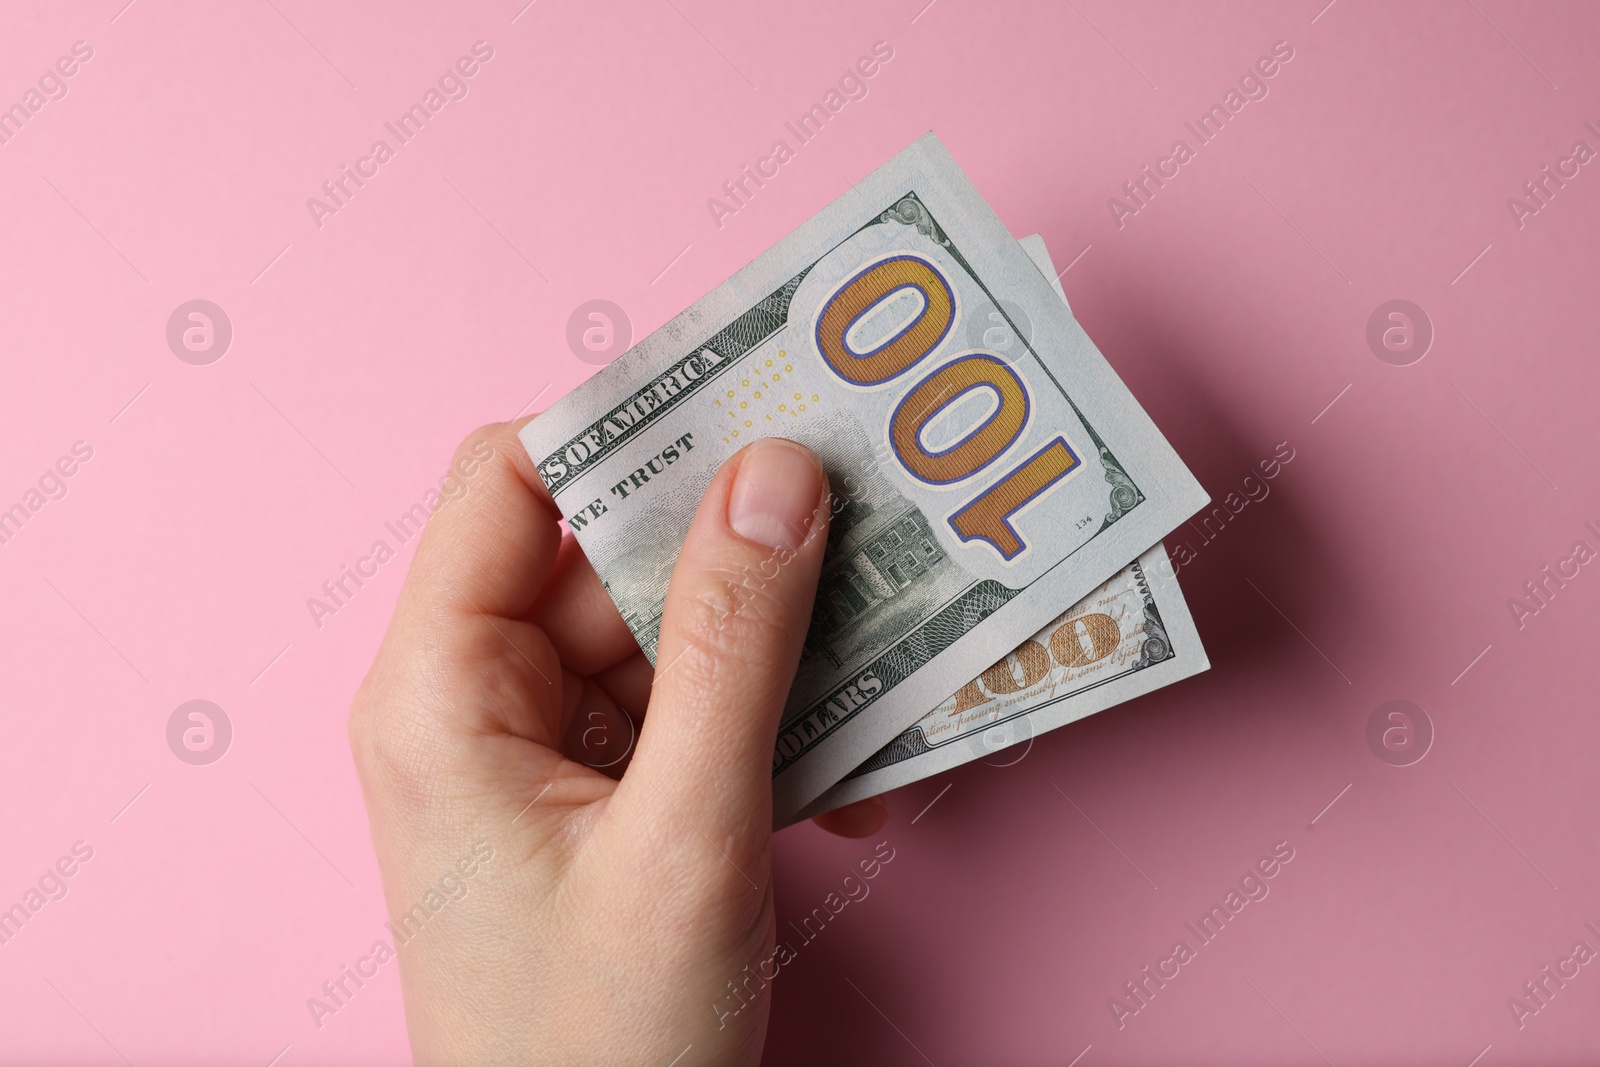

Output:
xmin=349 ymin=421 xmax=888 ymax=1065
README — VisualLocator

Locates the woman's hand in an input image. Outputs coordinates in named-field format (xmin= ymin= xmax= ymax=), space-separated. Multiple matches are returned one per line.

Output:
xmin=349 ymin=421 xmax=887 ymax=1065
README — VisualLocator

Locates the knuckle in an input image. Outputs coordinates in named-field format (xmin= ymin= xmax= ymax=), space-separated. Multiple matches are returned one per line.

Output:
xmin=656 ymin=562 xmax=808 ymax=704
xmin=677 ymin=562 xmax=801 ymax=659
xmin=347 ymin=677 xmax=456 ymax=813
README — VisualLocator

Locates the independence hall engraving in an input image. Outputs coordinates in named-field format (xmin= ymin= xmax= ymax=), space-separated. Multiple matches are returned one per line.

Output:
xmin=810 ymin=501 xmax=945 ymax=666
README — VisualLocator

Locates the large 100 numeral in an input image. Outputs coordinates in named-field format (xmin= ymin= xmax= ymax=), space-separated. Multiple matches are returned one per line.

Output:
xmin=815 ymin=255 xmax=1079 ymax=560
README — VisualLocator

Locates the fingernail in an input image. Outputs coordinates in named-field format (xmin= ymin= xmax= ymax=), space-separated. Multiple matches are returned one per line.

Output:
xmin=727 ymin=439 xmax=823 ymax=551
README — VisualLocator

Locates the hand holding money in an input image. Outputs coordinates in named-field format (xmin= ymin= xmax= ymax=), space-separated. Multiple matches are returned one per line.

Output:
xmin=356 ymin=133 xmax=1213 ymax=1066
xmin=522 ymin=133 xmax=1210 ymax=822
xmin=349 ymin=422 xmax=882 ymax=1066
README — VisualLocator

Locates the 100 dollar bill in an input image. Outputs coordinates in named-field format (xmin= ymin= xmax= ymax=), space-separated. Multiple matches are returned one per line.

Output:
xmin=521 ymin=134 xmax=1208 ymax=822
xmin=800 ymin=542 xmax=1205 ymax=817
xmin=798 ymin=235 xmax=1209 ymax=818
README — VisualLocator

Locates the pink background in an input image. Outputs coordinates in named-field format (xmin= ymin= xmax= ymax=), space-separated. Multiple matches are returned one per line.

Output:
xmin=3 ymin=1 xmax=1597 ymax=1063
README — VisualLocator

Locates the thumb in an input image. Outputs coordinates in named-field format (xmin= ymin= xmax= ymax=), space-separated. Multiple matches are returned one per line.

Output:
xmin=614 ymin=438 xmax=830 ymax=851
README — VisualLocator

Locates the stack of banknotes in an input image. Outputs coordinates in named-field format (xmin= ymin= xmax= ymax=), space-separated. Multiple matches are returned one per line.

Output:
xmin=521 ymin=133 xmax=1211 ymax=826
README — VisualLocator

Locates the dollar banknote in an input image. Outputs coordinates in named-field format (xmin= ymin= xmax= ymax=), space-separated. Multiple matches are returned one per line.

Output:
xmin=795 ymin=235 xmax=1209 ymax=819
xmin=520 ymin=133 xmax=1209 ymax=822
xmin=797 ymin=541 xmax=1206 ymax=819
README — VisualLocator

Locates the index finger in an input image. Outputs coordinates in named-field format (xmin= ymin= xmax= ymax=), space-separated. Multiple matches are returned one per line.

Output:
xmin=399 ymin=419 xmax=563 ymax=622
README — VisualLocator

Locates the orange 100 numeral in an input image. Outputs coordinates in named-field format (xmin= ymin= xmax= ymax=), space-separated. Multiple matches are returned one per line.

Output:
xmin=948 ymin=610 xmax=1121 ymax=714
xmin=815 ymin=254 xmax=1079 ymax=560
